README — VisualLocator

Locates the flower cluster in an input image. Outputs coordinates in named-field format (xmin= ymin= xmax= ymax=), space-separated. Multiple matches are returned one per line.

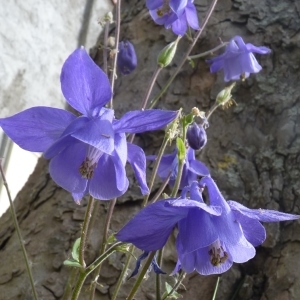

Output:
xmin=146 ymin=0 xmax=199 ymax=36
xmin=0 ymin=48 xmax=178 ymax=203
xmin=116 ymin=177 xmax=300 ymax=275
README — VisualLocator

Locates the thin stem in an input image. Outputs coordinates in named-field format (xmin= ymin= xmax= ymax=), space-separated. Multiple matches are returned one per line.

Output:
xmin=0 ymin=160 xmax=38 ymax=300
xmin=127 ymin=251 xmax=156 ymax=300
xmin=170 ymin=157 xmax=184 ymax=198
xmin=161 ymin=271 xmax=186 ymax=300
xmin=103 ymin=19 xmax=110 ymax=75
xmin=129 ymin=66 xmax=163 ymax=143
xmin=111 ymin=244 xmax=134 ymax=300
xmin=150 ymin=173 xmax=171 ymax=204
xmin=109 ymin=0 xmax=121 ymax=108
xmin=142 ymin=136 xmax=169 ymax=207
xmin=71 ymin=242 xmax=123 ymax=300
xmin=206 ymin=103 xmax=220 ymax=121
xmin=150 ymin=0 xmax=219 ymax=109
xmin=188 ymin=42 xmax=228 ymax=60
xmin=89 ymin=198 xmax=117 ymax=299
xmin=62 ymin=268 xmax=79 ymax=300
xmin=141 ymin=67 xmax=163 ymax=110
xmin=79 ymin=196 xmax=95 ymax=268
xmin=212 ymin=276 xmax=220 ymax=300
xmin=155 ymin=248 xmax=163 ymax=300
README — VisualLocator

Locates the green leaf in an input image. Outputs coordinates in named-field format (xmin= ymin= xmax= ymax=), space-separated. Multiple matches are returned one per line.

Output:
xmin=176 ymin=137 xmax=186 ymax=161
xmin=63 ymin=259 xmax=82 ymax=268
xmin=183 ymin=114 xmax=194 ymax=126
xmin=188 ymin=58 xmax=195 ymax=68
xmin=107 ymin=234 xmax=117 ymax=244
xmin=163 ymin=282 xmax=182 ymax=299
xmin=165 ymin=282 xmax=172 ymax=293
xmin=71 ymin=238 xmax=81 ymax=262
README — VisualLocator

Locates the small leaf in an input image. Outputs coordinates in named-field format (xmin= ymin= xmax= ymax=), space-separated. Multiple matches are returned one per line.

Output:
xmin=63 ymin=259 xmax=82 ymax=268
xmin=189 ymin=58 xmax=195 ymax=68
xmin=107 ymin=234 xmax=117 ymax=244
xmin=71 ymin=238 xmax=81 ymax=262
xmin=165 ymin=282 xmax=172 ymax=293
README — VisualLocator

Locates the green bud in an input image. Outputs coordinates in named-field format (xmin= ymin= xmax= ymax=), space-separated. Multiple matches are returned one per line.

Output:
xmin=176 ymin=137 xmax=186 ymax=161
xmin=216 ymin=82 xmax=236 ymax=106
xmin=157 ymin=37 xmax=181 ymax=68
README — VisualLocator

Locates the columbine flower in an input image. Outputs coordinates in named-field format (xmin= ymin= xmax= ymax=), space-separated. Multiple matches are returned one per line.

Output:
xmin=186 ymin=122 xmax=207 ymax=150
xmin=147 ymin=147 xmax=210 ymax=189
xmin=117 ymin=41 xmax=137 ymax=75
xmin=174 ymin=177 xmax=300 ymax=275
xmin=207 ymin=36 xmax=271 ymax=82
xmin=147 ymin=0 xmax=199 ymax=36
xmin=116 ymin=177 xmax=300 ymax=275
xmin=116 ymin=181 xmax=222 ymax=252
xmin=0 ymin=47 xmax=178 ymax=203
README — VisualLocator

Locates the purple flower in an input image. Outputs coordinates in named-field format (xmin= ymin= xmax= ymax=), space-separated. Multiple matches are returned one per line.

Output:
xmin=116 ymin=178 xmax=300 ymax=275
xmin=117 ymin=41 xmax=137 ymax=75
xmin=174 ymin=177 xmax=300 ymax=275
xmin=207 ymin=36 xmax=271 ymax=82
xmin=116 ymin=181 xmax=222 ymax=251
xmin=147 ymin=147 xmax=210 ymax=189
xmin=0 ymin=47 xmax=178 ymax=203
xmin=147 ymin=0 xmax=199 ymax=36
xmin=186 ymin=122 xmax=207 ymax=150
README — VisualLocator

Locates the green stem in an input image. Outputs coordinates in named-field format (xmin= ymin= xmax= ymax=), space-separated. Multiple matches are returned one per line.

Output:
xmin=0 ymin=161 xmax=38 ymax=300
xmin=79 ymin=196 xmax=95 ymax=268
xmin=71 ymin=242 xmax=123 ymax=300
xmin=111 ymin=244 xmax=134 ymax=300
xmin=170 ymin=121 xmax=187 ymax=198
xmin=150 ymin=173 xmax=171 ymax=204
xmin=142 ymin=136 xmax=169 ymax=206
xmin=109 ymin=0 xmax=121 ymax=108
xmin=155 ymin=249 xmax=163 ymax=300
xmin=188 ymin=42 xmax=228 ymax=60
xmin=127 ymin=251 xmax=156 ymax=300
xmin=62 ymin=268 xmax=79 ymax=300
xmin=212 ymin=276 xmax=220 ymax=300
xmin=89 ymin=198 xmax=117 ymax=299
xmin=150 ymin=0 xmax=219 ymax=109
xmin=206 ymin=103 xmax=220 ymax=121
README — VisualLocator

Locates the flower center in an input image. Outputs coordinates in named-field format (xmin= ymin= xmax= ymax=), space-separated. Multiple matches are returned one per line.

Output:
xmin=208 ymin=242 xmax=228 ymax=267
xmin=79 ymin=146 xmax=103 ymax=179
xmin=157 ymin=0 xmax=171 ymax=17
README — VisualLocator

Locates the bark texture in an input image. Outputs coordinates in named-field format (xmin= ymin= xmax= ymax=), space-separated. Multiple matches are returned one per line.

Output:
xmin=1 ymin=0 xmax=300 ymax=299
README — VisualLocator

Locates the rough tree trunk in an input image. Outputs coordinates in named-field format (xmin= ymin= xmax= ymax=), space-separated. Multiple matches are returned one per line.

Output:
xmin=1 ymin=0 xmax=300 ymax=299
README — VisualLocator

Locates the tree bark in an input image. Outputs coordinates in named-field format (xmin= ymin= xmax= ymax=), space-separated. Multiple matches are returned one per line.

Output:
xmin=1 ymin=0 xmax=300 ymax=299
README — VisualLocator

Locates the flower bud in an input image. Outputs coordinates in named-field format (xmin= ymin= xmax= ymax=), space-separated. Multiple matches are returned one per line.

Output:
xmin=157 ymin=37 xmax=180 ymax=68
xmin=117 ymin=41 xmax=137 ymax=75
xmin=187 ymin=122 xmax=207 ymax=150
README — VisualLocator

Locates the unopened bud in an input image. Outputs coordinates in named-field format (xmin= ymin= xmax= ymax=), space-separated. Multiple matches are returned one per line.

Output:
xmin=117 ymin=41 xmax=137 ymax=75
xmin=157 ymin=37 xmax=180 ymax=68
xmin=187 ymin=122 xmax=207 ymax=150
